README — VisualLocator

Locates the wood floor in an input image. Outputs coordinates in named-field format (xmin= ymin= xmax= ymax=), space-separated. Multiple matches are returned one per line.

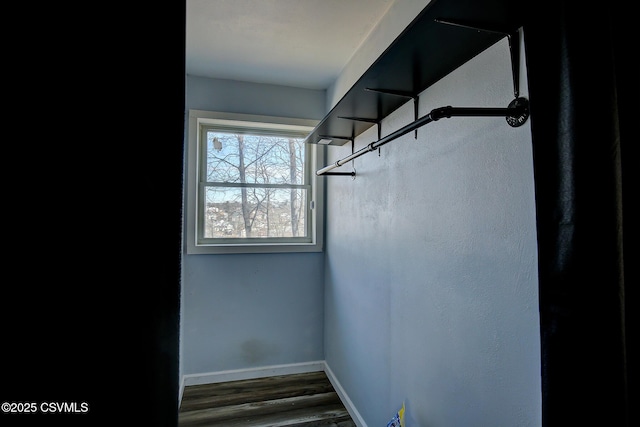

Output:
xmin=178 ymin=371 xmax=356 ymax=427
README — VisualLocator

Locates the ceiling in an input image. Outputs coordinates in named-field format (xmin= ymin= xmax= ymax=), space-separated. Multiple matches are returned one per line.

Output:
xmin=186 ymin=0 xmax=396 ymax=90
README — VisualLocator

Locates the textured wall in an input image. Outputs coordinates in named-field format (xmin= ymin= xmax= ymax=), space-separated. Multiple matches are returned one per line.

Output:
xmin=187 ymin=76 xmax=325 ymax=121
xmin=324 ymin=33 xmax=542 ymax=426
xmin=182 ymin=253 xmax=324 ymax=374
xmin=181 ymin=77 xmax=326 ymax=377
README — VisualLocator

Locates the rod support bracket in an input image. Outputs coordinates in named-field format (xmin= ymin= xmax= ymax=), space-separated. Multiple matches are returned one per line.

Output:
xmin=506 ymin=97 xmax=529 ymax=127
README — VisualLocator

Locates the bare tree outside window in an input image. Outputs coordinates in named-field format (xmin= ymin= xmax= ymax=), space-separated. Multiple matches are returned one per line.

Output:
xmin=202 ymin=130 xmax=307 ymax=240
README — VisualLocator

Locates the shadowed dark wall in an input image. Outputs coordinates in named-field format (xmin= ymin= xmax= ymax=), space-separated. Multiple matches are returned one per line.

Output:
xmin=4 ymin=2 xmax=186 ymax=426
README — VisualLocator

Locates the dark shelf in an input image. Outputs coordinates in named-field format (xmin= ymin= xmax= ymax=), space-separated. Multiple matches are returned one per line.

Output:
xmin=304 ymin=0 xmax=526 ymax=146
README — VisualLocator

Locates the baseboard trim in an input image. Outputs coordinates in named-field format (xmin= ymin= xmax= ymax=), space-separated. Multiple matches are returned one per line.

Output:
xmin=179 ymin=361 xmax=325 ymax=403
xmin=179 ymin=360 xmax=367 ymax=427
xmin=323 ymin=362 xmax=368 ymax=427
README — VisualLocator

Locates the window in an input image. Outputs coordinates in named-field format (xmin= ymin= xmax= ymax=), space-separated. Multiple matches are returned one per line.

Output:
xmin=186 ymin=110 xmax=324 ymax=254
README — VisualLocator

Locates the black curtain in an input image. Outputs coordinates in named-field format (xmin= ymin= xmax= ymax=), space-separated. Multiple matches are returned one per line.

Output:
xmin=524 ymin=1 xmax=637 ymax=426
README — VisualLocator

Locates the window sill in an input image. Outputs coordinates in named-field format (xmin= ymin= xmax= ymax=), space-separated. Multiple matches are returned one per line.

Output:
xmin=186 ymin=242 xmax=323 ymax=255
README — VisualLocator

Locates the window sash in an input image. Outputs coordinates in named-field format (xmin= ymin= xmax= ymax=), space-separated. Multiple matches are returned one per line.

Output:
xmin=197 ymin=185 xmax=312 ymax=244
xmin=197 ymin=123 xmax=313 ymax=245
xmin=186 ymin=110 xmax=323 ymax=254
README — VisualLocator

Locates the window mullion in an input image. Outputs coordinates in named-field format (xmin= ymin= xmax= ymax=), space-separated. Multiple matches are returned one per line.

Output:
xmin=203 ymin=182 xmax=308 ymax=190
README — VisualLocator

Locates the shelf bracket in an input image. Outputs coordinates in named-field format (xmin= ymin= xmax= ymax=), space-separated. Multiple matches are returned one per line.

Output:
xmin=337 ymin=116 xmax=379 ymax=124
xmin=366 ymin=88 xmax=420 ymax=139
xmin=338 ymin=116 xmax=382 ymax=155
xmin=320 ymin=130 xmax=358 ymax=174
xmin=317 ymin=135 xmax=357 ymax=177
xmin=505 ymin=29 xmax=521 ymax=99
xmin=434 ymin=18 xmax=521 ymax=98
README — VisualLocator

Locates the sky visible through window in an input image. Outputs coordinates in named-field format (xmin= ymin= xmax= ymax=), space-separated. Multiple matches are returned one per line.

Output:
xmin=203 ymin=130 xmax=308 ymax=239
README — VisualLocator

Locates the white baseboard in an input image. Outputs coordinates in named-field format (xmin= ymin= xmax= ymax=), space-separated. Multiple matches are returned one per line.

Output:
xmin=179 ymin=360 xmax=367 ymax=427
xmin=323 ymin=362 xmax=368 ymax=427
xmin=179 ymin=360 xmax=325 ymax=404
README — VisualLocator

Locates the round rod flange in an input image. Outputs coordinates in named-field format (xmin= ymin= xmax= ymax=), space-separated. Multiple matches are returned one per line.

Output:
xmin=506 ymin=97 xmax=529 ymax=127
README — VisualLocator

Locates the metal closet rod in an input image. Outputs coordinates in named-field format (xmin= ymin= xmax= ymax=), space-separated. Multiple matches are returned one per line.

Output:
xmin=315 ymin=103 xmax=527 ymax=176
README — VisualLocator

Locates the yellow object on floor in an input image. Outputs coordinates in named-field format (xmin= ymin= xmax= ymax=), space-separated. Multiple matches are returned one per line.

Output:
xmin=387 ymin=402 xmax=405 ymax=427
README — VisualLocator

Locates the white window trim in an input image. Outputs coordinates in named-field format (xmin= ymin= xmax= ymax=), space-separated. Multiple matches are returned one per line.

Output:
xmin=185 ymin=109 xmax=324 ymax=254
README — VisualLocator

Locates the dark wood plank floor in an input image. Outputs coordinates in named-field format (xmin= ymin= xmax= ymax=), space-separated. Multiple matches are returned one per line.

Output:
xmin=179 ymin=371 xmax=356 ymax=427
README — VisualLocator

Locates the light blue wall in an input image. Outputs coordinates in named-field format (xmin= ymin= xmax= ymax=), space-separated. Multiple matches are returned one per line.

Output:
xmin=181 ymin=76 xmax=326 ymax=376
xmin=182 ymin=253 xmax=325 ymax=373
xmin=182 ymin=2 xmax=542 ymax=424
xmin=187 ymin=76 xmax=325 ymax=119
xmin=323 ymin=20 xmax=541 ymax=427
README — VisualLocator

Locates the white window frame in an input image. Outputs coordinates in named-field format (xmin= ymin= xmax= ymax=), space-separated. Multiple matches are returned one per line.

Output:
xmin=186 ymin=109 xmax=324 ymax=254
